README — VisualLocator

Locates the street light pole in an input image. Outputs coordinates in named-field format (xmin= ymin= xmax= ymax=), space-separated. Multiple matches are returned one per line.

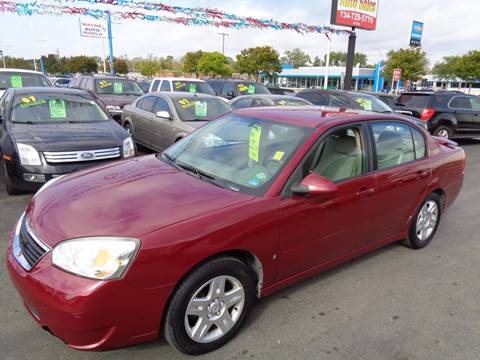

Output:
xmin=107 ymin=12 xmax=115 ymax=76
xmin=218 ymin=33 xmax=229 ymax=55
xmin=324 ymin=35 xmax=332 ymax=89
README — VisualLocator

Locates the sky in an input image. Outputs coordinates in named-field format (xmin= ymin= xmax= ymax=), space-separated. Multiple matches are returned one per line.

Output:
xmin=0 ymin=0 xmax=478 ymax=67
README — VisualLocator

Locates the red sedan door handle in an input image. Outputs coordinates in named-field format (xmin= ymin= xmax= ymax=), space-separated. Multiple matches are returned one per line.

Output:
xmin=356 ymin=187 xmax=375 ymax=198
xmin=416 ymin=170 xmax=429 ymax=180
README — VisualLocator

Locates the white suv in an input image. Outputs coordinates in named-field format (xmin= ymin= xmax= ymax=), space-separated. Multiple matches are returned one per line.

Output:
xmin=149 ymin=77 xmax=216 ymax=96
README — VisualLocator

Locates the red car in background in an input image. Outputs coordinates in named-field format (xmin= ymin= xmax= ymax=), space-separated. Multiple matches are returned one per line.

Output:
xmin=7 ymin=107 xmax=465 ymax=355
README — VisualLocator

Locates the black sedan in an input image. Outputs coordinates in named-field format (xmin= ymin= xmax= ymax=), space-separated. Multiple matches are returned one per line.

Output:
xmin=229 ymin=94 xmax=312 ymax=109
xmin=0 ymin=88 xmax=135 ymax=195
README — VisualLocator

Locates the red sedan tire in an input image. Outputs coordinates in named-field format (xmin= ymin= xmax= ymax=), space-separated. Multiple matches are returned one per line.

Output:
xmin=404 ymin=193 xmax=442 ymax=249
xmin=164 ymin=256 xmax=256 ymax=355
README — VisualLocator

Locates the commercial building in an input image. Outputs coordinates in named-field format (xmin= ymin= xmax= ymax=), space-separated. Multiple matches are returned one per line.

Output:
xmin=273 ymin=65 xmax=377 ymax=91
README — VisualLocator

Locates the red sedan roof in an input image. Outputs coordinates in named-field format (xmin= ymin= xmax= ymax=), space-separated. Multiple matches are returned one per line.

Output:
xmin=234 ymin=106 xmax=415 ymax=129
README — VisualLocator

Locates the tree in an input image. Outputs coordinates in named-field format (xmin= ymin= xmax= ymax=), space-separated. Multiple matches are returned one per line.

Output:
xmin=183 ymin=50 xmax=204 ymax=77
xmin=42 ymin=54 xmax=66 ymax=74
xmin=313 ymin=56 xmax=324 ymax=66
xmin=455 ymin=51 xmax=480 ymax=86
xmin=236 ymin=46 xmax=282 ymax=80
xmin=105 ymin=57 xmax=129 ymax=74
xmin=64 ymin=56 xmax=98 ymax=74
xmin=432 ymin=56 xmax=461 ymax=80
xmin=197 ymin=52 xmax=232 ymax=77
xmin=282 ymin=48 xmax=311 ymax=68
xmin=4 ymin=56 xmax=34 ymax=70
xmin=325 ymin=52 xmax=368 ymax=67
xmin=139 ymin=60 xmax=159 ymax=78
xmin=384 ymin=48 xmax=428 ymax=84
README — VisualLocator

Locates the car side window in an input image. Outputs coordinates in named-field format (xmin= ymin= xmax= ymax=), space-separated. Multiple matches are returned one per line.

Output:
xmin=139 ymin=96 xmax=157 ymax=113
xmin=151 ymin=79 xmax=161 ymax=92
xmin=221 ymin=82 xmax=235 ymax=97
xmin=371 ymin=122 xmax=416 ymax=170
xmin=297 ymin=92 xmax=329 ymax=106
xmin=412 ymin=128 xmax=426 ymax=159
xmin=210 ymin=81 xmax=223 ymax=95
xmin=469 ymin=97 xmax=480 ymax=111
xmin=160 ymin=80 xmax=171 ymax=92
xmin=251 ymin=98 xmax=270 ymax=107
xmin=152 ymin=97 xmax=171 ymax=114
xmin=308 ymin=126 xmax=366 ymax=183
xmin=450 ymin=96 xmax=471 ymax=109
xmin=231 ymin=98 xmax=253 ymax=109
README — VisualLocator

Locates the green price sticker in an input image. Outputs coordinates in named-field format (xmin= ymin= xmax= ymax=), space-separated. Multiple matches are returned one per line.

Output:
xmin=249 ymin=125 xmax=262 ymax=162
xmin=189 ymin=83 xmax=197 ymax=93
xmin=49 ymin=99 xmax=67 ymax=118
xmin=10 ymin=75 xmax=23 ymax=88
xmin=247 ymin=84 xmax=256 ymax=94
xmin=113 ymin=82 xmax=123 ymax=94
xmin=194 ymin=101 xmax=208 ymax=117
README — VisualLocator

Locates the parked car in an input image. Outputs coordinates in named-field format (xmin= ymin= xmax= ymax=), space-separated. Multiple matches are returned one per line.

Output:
xmin=149 ymin=77 xmax=216 ymax=96
xmin=7 ymin=107 xmax=465 ymax=354
xmin=137 ymin=79 xmax=152 ymax=93
xmin=207 ymin=79 xmax=271 ymax=99
xmin=230 ymin=94 xmax=312 ymax=109
xmin=122 ymin=92 xmax=233 ymax=151
xmin=294 ymin=88 xmax=361 ymax=109
xmin=0 ymin=87 xmax=135 ymax=195
xmin=360 ymin=92 xmax=398 ymax=108
xmin=267 ymin=87 xmax=296 ymax=95
xmin=395 ymin=91 xmax=480 ymax=138
xmin=48 ymin=77 xmax=71 ymax=88
xmin=69 ymin=75 xmax=144 ymax=122
xmin=0 ymin=68 xmax=51 ymax=97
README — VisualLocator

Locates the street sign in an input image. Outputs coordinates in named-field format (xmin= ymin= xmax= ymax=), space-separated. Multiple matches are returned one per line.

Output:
xmin=79 ymin=18 xmax=107 ymax=38
xmin=410 ymin=21 xmax=424 ymax=48
xmin=393 ymin=68 xmax=402 ymax=82
xmin=330 ymin=0 xmax=379 ymax=31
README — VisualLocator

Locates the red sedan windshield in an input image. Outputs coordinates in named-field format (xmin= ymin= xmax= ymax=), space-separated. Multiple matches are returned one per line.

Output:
xmin=164 ymin=114 xmax=313 ymax=195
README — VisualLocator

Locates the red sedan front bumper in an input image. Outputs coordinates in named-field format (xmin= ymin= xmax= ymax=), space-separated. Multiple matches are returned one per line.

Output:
xmin=6 ymin=231 xmax=173 ymax=351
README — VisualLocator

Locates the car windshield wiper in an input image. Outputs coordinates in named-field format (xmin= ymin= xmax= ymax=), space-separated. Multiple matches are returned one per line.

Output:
xmin=162 ymin=153 xmax=225 ymax=189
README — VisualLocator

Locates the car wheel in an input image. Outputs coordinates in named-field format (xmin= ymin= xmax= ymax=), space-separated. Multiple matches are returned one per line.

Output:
xmin=124 ymin=122 xmax=133 ymax=136
xmin=2 ymin=159 xmax=20 ymax=195
xmin=404 ymin=193 xmax=442 ymax=249
xmin=433 ymin=125 xmax=452 ymax=139
xmin=164 ymin=256 xmax=256 ymax=355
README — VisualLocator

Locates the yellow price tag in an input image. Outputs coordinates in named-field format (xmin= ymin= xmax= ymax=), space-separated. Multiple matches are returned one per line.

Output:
xmin=273 ymin=151 xmax=285 ymax=161
xmin=21 ymin=96 xmax=37 ymax=103
xmin=249 ymin=125 xmax=262 ymax=162
xmin=178 ymin=99 xmax=194 ymax=109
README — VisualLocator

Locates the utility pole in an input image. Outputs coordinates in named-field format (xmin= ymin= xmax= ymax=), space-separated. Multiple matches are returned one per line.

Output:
xmin=107 ymin=12 xmax=114 ymax=76
xmin=343 ymin=27 xmax=356 ymax=91
xmin=218 ymin=33 xmax=229 ymax=55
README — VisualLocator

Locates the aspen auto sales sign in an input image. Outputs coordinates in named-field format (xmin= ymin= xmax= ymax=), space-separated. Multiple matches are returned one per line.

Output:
xmin=331 ymin=0 xmax=379 ymax=31
xmin=79 ymin=18 xmax=107 ymax=38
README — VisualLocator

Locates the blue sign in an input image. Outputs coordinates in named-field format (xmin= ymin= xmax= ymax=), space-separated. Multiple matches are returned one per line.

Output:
xmin=410 ymin=21 xmax=424 ymax=47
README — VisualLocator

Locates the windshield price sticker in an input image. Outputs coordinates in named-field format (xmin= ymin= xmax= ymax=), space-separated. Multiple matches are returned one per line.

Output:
xmin=49 ymin=99 xmax=67 ymax=118
xmin=113 ymin=82 xmax=123 ymax=94
xmin=98 ymin=80 xmax=112 ymax=88
xmin=247 ymin=84 xmax=256 ymax=94
xmin=194 ymin=101 xmax=208 ymax=117
xmin=179 ymin=98 xmax=195 ymax=109
xmin=175 ymin=81 xmax=185 ymax=89
xmin=273 ymin=151 xmax=285 ymax=161
xmin=189 ymin=83 xmax=197 ymax=93
xmin=356 ymin=98 xmax=372 ymax=111
xmin=249 ymin=125 xmax=262 ymax=162
xmin=19 ymin=96 xmax=46 ymax=108
xmin=238 ymin=84 xmax=249 ymax=92
xmin=277 ymin=100 xmax=287 ymax=106
xmin=10 ymin=75 xmax=23 ymax=88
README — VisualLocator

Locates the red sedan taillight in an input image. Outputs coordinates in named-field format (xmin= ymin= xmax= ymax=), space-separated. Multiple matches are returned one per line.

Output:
xmin=420 ymin=108 xmax=436 ymax=121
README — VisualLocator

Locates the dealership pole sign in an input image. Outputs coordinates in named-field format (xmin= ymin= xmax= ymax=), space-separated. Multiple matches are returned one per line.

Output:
xmin=330 ymin=0 xmax=379 ymax=30
xmin=79 ymin=18 xmax=107 ymax=38
xmin=410 ymin=21 xmax=424 ymax=48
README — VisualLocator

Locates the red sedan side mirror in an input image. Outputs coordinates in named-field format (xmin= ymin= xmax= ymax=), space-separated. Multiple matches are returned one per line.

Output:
xmin=292 ymin=173 xmax=338 ymax=198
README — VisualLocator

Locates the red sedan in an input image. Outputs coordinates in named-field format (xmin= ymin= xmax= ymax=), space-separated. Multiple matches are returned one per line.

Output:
xmin=7 ymin=107 xmax=465 ymax=354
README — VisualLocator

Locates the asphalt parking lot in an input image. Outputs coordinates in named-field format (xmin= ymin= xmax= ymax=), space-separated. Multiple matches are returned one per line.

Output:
xmin=1 ymin=142 xmax=479 ymax=360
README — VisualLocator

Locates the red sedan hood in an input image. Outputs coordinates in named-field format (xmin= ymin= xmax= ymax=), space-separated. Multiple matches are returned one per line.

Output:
xmin=26 ymin=155 xmax=254 ymax=247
